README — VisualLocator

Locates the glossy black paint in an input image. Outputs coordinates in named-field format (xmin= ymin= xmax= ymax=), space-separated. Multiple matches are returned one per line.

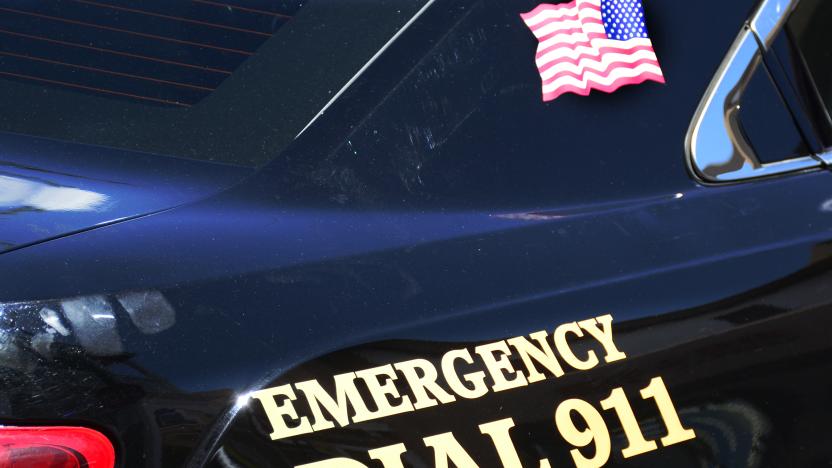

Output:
xmin=215 ymin=269 xmax=832 ymax=467
xmin=3 ymin=0 xmax=832 ymax=467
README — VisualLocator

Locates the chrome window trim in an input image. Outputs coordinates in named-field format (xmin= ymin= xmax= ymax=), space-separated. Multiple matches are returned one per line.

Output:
xmin=686 ymin=0 xmax=821 ymax=184
xmin=750 ymin=0 xmax=799 ymax=48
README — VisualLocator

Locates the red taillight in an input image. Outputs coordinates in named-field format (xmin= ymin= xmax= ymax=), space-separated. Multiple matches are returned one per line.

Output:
xmin=0 ymin=427 xmax=115 ymax=468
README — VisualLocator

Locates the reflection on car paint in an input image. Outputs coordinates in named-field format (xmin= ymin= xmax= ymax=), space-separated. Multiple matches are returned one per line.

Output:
xmin=0 ymin=290 xmax=177 ymax=361
xmin=117 ymin=291 xmax=176 ymax=335
xmin=0 ymin=174 xmax=108 ymax=212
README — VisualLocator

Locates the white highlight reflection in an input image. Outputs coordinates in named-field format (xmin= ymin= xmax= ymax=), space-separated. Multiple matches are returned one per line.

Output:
xmin=0 ymin=175 xmax=107 ymax=212
xmin=235 ymin=392 xmax=252 ymax=409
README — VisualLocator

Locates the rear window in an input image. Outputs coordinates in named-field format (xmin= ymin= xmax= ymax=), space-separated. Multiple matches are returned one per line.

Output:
xmin=0 ymin=0 xmax=430 ymax=167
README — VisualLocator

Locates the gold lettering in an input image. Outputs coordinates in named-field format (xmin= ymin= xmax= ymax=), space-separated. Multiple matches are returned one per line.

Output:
xmin=479 ymin=418 xmax=522 ymax=468
xmin=295 ymin=458 xmax=367 ymax=468
xmin=250 ymin=384 xmax=313 ymax=440
xmin=394 ymin=359 xmax=456 ymax=409
xmin=555 ymin=399 xmax=611 ymax=468
xmin=577 ymin=315 xmax=627 ymax=363
xmin=475 ymin=341 xmax=528 ymax=392
xmin=257 ymin=314 xmax=630 ymax=443
xmin=423 ymin=432 xmax=479 ymax=468
xmin=553 ymin=322 xmax=599 ymax=371
xmin=353 ymin=364 xmax=415 ymax=422
xmin=441 ymin=348 xmax=489 ymax=399
xmin=640 ymin=377 xmax=696 ymax=446
xmin=295 ymin=373 xmax=369 ymax=431
xmin=600 ymin=388 xmax=657 ymax=458
xmin=506 ymin=331 xmax=565 ymax=383
xmin=368 ymin=443 xmax=408 ymax=468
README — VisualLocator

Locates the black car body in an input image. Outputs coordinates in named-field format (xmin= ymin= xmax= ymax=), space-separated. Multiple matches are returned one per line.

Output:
xmin=3 ymin=0 xmax=832 ymax=466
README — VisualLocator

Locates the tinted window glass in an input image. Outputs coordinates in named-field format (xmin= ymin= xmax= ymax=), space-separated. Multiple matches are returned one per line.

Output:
xmin=787 ymin=0 xmax=832 ymax=128
xmin=739 ymin=61 xmax=809 ymax=164
xmin=0 ymin=0 xmax=429 ymax=167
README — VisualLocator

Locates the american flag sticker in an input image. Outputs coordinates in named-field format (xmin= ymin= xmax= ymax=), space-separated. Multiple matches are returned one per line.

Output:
xmin=521 ymin=0 xmax=665 ymax=102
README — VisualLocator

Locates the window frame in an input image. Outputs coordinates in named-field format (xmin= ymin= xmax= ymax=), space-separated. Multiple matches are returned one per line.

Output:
xmin=686 ymin=0 xmax=824 ymax=184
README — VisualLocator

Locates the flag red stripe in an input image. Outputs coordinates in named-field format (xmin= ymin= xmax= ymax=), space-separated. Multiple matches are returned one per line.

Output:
xmin=540 ymin=57 xmax=661 ymax=86
xmin=520 ymin=1 xmax=601 ymax=21
xmin=535 ymin=34 xmax=608 ymax=58
xmin=536 ymin=27 xmax=591 ymax=43
xmin=520 ymin=2 xmax=573 ymax=19
xmin=536 ymin=44 xmax=657 ymax=74
xmin=529 ymin=13 xmax=602 ymax=33
xmin=541 ymin=72 xmax=665 ymax=101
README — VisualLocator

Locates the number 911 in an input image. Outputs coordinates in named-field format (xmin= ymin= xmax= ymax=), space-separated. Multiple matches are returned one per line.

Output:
xmin=555 ymin=376 xmax=696 ymax=468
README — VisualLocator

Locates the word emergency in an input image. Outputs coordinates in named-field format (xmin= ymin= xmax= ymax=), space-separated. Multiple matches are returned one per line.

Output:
xmin=252 ymin=314 xmax=625 ymax=440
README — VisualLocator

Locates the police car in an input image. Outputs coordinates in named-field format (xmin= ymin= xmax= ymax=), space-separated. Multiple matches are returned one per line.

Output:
xmin=2 ymin=0 xmax=832 ymax=466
